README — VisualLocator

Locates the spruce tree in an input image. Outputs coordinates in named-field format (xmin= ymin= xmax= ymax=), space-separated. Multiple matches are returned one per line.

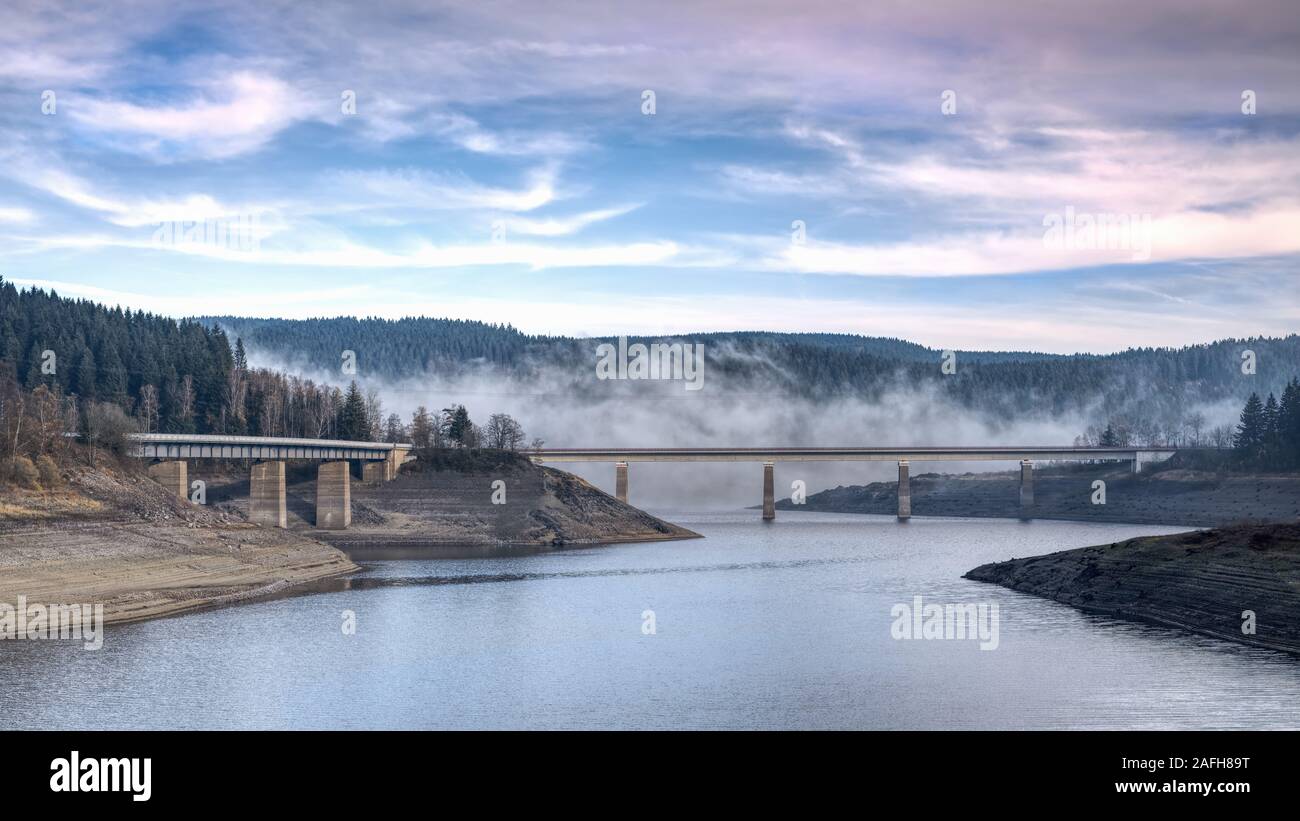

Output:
xmin=337 ymin=381 xmax=370 ymax=441
xmin=1233 ymin=392 xmax=1266 ymax=465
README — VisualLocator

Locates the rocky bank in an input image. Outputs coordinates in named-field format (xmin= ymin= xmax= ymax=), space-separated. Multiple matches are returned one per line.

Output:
xmin=965 ymin=523 xmax=1300 ymax=656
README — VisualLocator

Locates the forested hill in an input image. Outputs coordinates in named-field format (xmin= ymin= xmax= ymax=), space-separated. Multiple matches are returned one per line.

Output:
xmin=202 ymin=316 xmax=1070 ymax=371
xmin=203 ymin=315 xmax=1299 ymax=423
xmin=3 ymin=280 xmax=1297 ymax=443
xmin=3 ymin=278 xmax=233 ymax=430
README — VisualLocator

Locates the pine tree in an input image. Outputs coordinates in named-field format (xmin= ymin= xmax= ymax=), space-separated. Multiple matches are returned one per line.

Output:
xmin=1233 ymin=392 xmax=1266 ymax=465
xmin=1099 ymin=423 xmax=1118 ymax=447
xmin=337 ymin=381 xmax=369 ymax=441
xmin=1278 ymin=378 xmax=1300 ymax=470
xmin=1262 ymin=393 xmax=1281 ymax=468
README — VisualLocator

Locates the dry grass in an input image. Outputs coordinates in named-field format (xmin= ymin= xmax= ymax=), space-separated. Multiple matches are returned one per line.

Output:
xmin=0 ymin=489 xmax=105 ymax=522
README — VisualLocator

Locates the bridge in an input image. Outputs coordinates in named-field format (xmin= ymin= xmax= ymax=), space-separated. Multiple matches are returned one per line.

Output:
xmin=130 ymin=434 xmax=1176 ymax=528
xmin=531 ymin=446 xmax=1177 ymax=520
xmin=128 ymin=434 xmax=414 ymax=529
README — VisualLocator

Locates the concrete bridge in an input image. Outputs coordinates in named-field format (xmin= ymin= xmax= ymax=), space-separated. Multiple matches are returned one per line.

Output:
xmin=532 ymin=446 xmax=1177 ymax=520
xmin=129 ymin=434 xmax=414 ymax=529
xmin=133 ymin=435 xmax=1176 ymax=528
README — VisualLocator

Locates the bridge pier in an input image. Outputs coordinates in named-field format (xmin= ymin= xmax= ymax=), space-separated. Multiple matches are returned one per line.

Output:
xmin=147 ymin=460 xmax=187 ymax=501
xmin=615 ymin=461 xmax=628 ymax=503
xmin=250 ymin=461 xmax=287 ymax=528
xmin=362 ymin=461 xmax=386 ymax=485
xmin=316 ymin=461 xmax=351 ymax=529
xmin=1020 ymin=460 xmax=1034 ymax=511
xmin=897 ymin=460 xmax=911 ymax=519
xmin=1131 ymin=456 xmax=1142 ymax=474
xmin=762 ymin=461 xmax=775 ymax=520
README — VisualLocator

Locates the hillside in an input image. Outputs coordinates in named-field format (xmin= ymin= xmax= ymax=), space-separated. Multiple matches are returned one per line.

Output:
xmin=203 ymin=312 xmax=1300 ymax=434
xmin=200 ymin=455 xmax=700 ymax=554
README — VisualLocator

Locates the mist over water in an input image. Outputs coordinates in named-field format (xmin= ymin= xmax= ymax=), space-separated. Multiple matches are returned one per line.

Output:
xmin=243 ymin=341 xmax=1241 ymax=508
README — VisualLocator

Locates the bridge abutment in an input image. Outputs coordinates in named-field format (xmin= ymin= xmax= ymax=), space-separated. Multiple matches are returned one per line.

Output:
xmin=615 ymin=461 xmax=628 ymax=503
xmin=250 ymin=461 xmax=287 ymax=528
xmin=316 ymin=461 xmax=352 ymax=529
xmin=897 ymin=460 xmax=911 ymax=519
xmin=1020 ymin=460 xmax=1034 ymax=511
xmin=762 ymin=461 xmax=775 ymax=520
xmin=147 ymin=460 xmax=187 ymax=501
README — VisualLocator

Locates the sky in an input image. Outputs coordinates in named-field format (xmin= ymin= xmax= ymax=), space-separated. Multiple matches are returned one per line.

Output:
xmin=1 ymin=0 xmax=1298 ymax=353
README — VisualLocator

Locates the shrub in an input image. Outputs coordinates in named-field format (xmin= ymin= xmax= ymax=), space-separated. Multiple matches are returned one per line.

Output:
xmin=8 ymin=455 xmax=40 ymax=489
xmin=36 ymin=454 xmax=61 ymax=488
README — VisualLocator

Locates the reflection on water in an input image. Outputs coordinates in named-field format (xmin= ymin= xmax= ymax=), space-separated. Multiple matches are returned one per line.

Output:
xmin=2 ymin=511 xmax=1298 ymax=730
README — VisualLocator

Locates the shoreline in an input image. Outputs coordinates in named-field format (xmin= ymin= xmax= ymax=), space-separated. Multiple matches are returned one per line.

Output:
xmin=965 ymin=522 xmax=1300 ymax=658
xmin=1 ymin=460 xmax=700 ymax=628
xmin=779 ymin=466 xmax=1300 ymax=529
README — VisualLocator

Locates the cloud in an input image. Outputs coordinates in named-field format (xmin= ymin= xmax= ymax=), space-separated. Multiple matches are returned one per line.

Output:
xmin=335 ymin=165 xmax=561 ymax=212
xmin=765 ymin=205 xmax=1300 ymax=277
xmin=67 ymin=71 xmax=305 ymax=159
xmin=504 ymin=204 xmax=639 ymax=236
xmin=0 ymin=206 xmax=35 ymax=224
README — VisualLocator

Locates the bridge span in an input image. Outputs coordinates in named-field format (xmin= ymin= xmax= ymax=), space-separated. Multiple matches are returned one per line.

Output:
xmin=129 ymin=433 xmax=1177 ymax=528
xmin=128 ymin=434 xmax=414 ymax=530
xmin=531 ymin=446 xmax=1177 ymax=520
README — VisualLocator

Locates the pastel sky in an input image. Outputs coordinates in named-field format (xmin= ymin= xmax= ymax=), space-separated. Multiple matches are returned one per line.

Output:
xmin=1 ymin=0 xmax=1298 ymax=353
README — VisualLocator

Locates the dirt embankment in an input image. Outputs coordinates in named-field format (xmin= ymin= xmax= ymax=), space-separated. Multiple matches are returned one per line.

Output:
xmin=782 ymin=464 xmax=1300 ymax=527
xmin=965 ymin=523 xmax=1300 ymax=656
xmin=0 ymin=465 xmax=358 ymax=625
xmin=1 ymin=456 xmax=695 ymax=624
xmin=201 ymin=457 xmax=699 ymax=555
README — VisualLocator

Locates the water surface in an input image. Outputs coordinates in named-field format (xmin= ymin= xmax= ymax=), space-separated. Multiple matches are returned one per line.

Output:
xmin=3 ymin=511 xmax=1298 ymax=729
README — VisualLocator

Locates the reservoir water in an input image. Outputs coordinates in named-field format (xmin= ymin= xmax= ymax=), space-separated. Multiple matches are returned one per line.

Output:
xmin=3 ymin=511 xmax=1299 ymax=730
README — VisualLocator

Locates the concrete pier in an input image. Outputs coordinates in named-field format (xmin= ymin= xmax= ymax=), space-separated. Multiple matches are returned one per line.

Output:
xmin=615 ymin=461 xmax=628 ymax=503
xmin=897 ymin=460 xmax=911 ymax=519
xmin=362 ymin=461 xmax=386 ymax=485
xmin=1020 ymin=460 xmax=1034 ymax=510
xmin=316 ymin=461 xmax=351 ymax=529
xmin=249 ymin=461 xmax=287 ymax=528
xmin=762 ymin=461 xmax=775 ymax=520
xmin=146 ymin=460 xmax=187 ymax=501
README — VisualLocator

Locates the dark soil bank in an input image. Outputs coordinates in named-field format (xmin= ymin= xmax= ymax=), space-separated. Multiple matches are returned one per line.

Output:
xmin=966 ymin=523 xmax=1300 ymax=656
xmin=781 ymin=464 xmax=1300 ymax=527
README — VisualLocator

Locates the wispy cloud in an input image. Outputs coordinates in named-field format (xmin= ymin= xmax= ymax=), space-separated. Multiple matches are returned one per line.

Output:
xmin=66 ymin=71 xmax=305 ymax=159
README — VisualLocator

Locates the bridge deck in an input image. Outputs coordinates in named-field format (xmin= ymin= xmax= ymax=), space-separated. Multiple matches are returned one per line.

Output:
xmin=128 ymin=434 xmax=412 ymax=461
xmin=533 ymin=446 xmax=1174 ymax=463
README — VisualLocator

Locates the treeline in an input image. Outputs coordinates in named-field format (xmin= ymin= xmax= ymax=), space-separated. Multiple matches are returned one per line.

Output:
xmin=3 ymin=277 xmax=232 ymax=432
xmin=1231 ymin=379 xmax=1300 ymax=470
xmin=205 ymin=315 xmax=1300 ymax=436
xmin=1 ymin=282 xmax=535 ymax=487
xmin=1075 ymin=377 xmax=1300 ymax=473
